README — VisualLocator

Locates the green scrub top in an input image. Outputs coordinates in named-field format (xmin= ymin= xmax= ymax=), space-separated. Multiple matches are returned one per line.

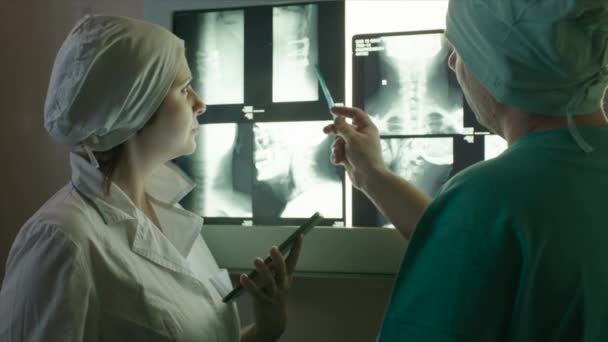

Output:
xmin=378 ymin=126 xmax=608 ymax=341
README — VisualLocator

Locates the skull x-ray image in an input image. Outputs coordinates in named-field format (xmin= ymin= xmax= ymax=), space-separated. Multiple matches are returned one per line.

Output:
xmin=253 ymin=121 xmax=342 ymax=220
xmin=189 ymin=10 xmax=245 ymax=105
xmin=359 ymin=33 xmax=463 ymax=136
xmin=381 ymin=137 xmax=453 ymax=197
xmin=187 ymin=123 xmax=252 ymax=217
xmin=484 ymin=134 xmax=509 ymax=160
xmin=272 ymin=4 xmax=319 ymax=103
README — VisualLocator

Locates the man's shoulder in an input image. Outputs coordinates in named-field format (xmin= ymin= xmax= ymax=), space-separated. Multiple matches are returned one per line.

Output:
xmin=442 ymin=151 xmax=523 ymax=197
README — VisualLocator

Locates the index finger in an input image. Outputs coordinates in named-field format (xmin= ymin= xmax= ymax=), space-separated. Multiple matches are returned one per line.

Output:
xmin=330 ymin=106 xmax=373 ymax=129
xmin=269 ymin=246 xmax=288 ymax=286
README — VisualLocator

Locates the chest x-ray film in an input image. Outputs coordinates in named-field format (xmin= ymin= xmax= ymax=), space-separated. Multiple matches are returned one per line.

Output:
xmin=353 ymin=31 xmax=464 ymax=136
xmin=273 ymin=4 xmax=319 ymax=103
xmin=252 ymin=121 xmax=343 ymax=223
xmin=173 ymin=10 xmax=244 ymax=105
xmin=484 ymin=134 xmax=509 ymax=160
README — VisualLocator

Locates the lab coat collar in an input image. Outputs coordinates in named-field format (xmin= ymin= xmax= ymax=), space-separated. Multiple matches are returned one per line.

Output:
xmin=69 ymin=152 xmax=204 ymax=259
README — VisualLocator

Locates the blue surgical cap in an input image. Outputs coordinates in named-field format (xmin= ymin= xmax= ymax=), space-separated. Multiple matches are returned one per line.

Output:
xmin=44 ymin=15 xmax=184 ymax=152
xmin=446 ymin=0 xmax=608 ymax=117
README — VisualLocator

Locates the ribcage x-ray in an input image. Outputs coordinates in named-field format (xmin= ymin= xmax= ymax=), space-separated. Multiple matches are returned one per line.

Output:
xmin=272 ymin=4 xmax=319 ymax=103
xmin=356 ymin=32 xmax=463 ymax=136
xmin=188 ymin=10 xmax=245 ymax=105
xmin=253 ymin=121 xmax=342 ymax=221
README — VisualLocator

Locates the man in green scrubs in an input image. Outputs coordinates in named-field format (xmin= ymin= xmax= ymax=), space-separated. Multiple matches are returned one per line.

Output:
xmin=324 ymin=0 xmax=608 ymax=340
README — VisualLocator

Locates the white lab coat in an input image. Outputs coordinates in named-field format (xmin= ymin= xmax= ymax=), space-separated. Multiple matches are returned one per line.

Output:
xmin=0 ymin=153 xmax=240 ymax=341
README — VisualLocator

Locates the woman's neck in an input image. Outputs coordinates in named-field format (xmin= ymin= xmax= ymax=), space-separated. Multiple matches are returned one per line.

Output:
xmin=110 ymin=143 xmax=158 ymax=209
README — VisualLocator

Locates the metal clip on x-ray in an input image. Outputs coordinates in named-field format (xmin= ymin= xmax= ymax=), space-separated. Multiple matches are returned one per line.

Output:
xmin=314 ymin=65 xmax=337 ymax=119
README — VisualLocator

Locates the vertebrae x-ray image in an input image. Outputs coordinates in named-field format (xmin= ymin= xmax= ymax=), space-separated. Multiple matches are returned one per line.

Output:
xmin=188 ymin=123 xmax=252 ymax=217
xmin=272 ymin=4 xmax=319 ymax=103
xmin=253 ymin=121 xmax=342 ymax=220
xmin=190 ymin=10 xmax=245 ymax=105
xmin=361 ymin=33 xmax=463 ymax=136
xmin=484 ymin=134 xmax=509 ymax=160
xmin=381 ymin=137 xmax=453 ymax=197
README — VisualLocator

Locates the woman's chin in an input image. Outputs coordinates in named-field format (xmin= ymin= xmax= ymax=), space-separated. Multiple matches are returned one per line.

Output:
xmin=174 ymin=142 xmax=197 ymax=158
xmin=185 ymin=142 xmax=197 ymax=156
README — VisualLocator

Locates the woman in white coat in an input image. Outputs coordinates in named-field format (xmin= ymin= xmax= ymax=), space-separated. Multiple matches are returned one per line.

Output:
xmin=0 ymin=15 xmax=302 ymax=342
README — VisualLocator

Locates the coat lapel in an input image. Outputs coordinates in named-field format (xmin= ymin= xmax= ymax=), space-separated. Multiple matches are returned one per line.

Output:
xmin=69 ymin=152 xmax=205 ymax=280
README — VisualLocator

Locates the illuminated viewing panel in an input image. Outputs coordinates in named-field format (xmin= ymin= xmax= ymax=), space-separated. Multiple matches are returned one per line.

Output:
xmin=352 ymin=31 xmax=506 ymax=227
xmin=173 ymin=1 xmax=345 ymax=226
xmin=172 ymin=2 xmax=508 ymax=228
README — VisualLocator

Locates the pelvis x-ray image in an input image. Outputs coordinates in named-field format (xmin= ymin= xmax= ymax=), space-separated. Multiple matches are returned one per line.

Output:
xmin=484 ymin=134 xmax=509 ymax=160
xmin=272 ymin=4 xmax=319 ymax=103
xmin=364 ymin=33 xmax=463 ymax=136
xmin=188 ymin=123 xmax=252 ymax=217
xmin=253 ymin=121 xmax=342 ymax=220
xmin=381 ymin=137 xmax=453 ymax=197
xmin=190 ymin=10 xmax=244 ymax=105
xmin=378 ymin=136 xmax=453 ymax=227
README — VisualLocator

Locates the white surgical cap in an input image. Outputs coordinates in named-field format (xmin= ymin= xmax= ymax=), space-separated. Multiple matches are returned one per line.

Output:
xmin=44 ymin=15 xmax=184 ymax=153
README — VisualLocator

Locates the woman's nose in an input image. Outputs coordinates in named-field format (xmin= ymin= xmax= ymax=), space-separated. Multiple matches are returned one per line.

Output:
xmin=192 ymin=89 xmax=205 ymax=116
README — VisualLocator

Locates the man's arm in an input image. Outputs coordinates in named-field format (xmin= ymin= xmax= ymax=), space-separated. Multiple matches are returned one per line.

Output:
xmin=324 ymin=106 xmax=431 ymax=239
xmin=361 ymin=166 xmax=432 ymax=239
